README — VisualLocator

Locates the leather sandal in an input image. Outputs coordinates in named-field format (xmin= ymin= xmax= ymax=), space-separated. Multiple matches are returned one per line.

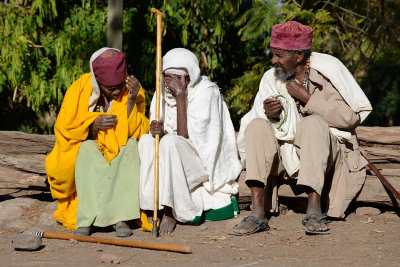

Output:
xmin=229 ymin=216 xmax=270 ymax=236
xmin=302 ymin=213 xmax=330 ymax=235
xmin=114 ymin=221 xmax=132 ymax=237
xmin=73 ymin=226 xmax=92 ymax=236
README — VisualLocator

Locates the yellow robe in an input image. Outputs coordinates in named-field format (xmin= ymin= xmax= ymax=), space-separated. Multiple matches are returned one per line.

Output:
xmin=45 ymin=73 xmax=150 ymax=230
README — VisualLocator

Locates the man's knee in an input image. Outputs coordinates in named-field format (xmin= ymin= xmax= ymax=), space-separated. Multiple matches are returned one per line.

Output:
xmin=127 ymin=137 xmax=138 ymax=146
xmin=138 ymin=133 xmax=154 ymax=150
xmin=245 ymin=118 xmax=274 ymax=139
xmin=79 ymin=140 xmax=98 ymax=152
xmin=296 ymin=115 xmax=329 ymax=135
xmin=159 ymin=134 xmax=182 ymax=149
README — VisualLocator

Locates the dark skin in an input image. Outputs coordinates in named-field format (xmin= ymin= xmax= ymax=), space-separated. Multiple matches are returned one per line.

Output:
xmin=149 ymin=72 xmax=191 ymax=235
xmin=243 ymin=48 xmax=327 ymax=233
xmin=89 ymin=75 xmax=141 ymax=139
xmin=264 ymin=48 xmax=312 ymax=120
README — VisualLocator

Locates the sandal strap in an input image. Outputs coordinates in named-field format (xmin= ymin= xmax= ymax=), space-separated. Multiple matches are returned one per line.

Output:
xmin=302 ymin=213 xmax=328 ymax=226
xmin=237 ymin=216 xmax=270 ymax=230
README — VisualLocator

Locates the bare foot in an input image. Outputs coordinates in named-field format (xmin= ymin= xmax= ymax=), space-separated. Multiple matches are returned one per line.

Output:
xmin=145 ymin=210 xmax=153 ymax=224
xmin=230 ymin=216 xmax=269 ymax=235
xmin=303 ymin=216 xmax=329 ymax=232
xmin=303 ymin=190 xmax=329 ymax=233
xmin=159 ymin=207 xmax=176 ymax=235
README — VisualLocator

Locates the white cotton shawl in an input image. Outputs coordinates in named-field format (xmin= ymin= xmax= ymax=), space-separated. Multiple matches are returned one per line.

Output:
xmin=88 ymin=47 xmax=122 ymax=112
xmin=150 ymin=48 xmax=242 ymax=194
xmin=237 ymin=52 xmax=372 ymax=176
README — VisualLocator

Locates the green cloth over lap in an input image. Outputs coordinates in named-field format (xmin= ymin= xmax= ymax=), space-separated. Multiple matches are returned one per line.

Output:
xmin=75 ymin=138 xmax=140 ymax=228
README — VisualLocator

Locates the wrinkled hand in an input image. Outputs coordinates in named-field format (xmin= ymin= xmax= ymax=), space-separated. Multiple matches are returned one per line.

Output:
xmin=286 ymin=80 xmax=311 ymax=104
xmin=92 ymin=115 xmax=117 ymax=131
xmin=126 ymin=75 xmax=141 ymax=101
xmin=150 ymin=120 xmax=165 ymax=137
xmin=264 ymin=97 xmax=282 ymax=120
xmin=164 ymin=75 xmax=186 ymax=97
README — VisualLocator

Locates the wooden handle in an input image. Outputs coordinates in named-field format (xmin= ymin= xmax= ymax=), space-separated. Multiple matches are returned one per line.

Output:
xmin=150 ymin=8 xmax=163 ymax=16
xmin=151 ymin=7 xmax=163 ymax=238
xmin=42 ymin=232 xmax=191 ymax=254
xmin=365 ymin=160 xmax=400 ymax=201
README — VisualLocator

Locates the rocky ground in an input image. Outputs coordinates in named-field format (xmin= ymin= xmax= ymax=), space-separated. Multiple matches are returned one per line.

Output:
xmin=1 ymin=164 xmax=399 ymax=267
xmin=0 ymin=128 xmax=399 ymax=266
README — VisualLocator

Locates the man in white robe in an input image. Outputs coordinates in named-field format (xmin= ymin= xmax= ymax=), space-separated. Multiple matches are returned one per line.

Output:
xmin=139 ymin=48 xmax=242 ymax=235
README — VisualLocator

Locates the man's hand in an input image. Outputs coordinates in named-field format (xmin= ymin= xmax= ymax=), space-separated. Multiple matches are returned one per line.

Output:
xmin=150 ymin=120 xmax=165 ymax=137
xmin=286 ymin=80 xmax=311 ymax=104
xmin=164 ymin=75 xmax=186 ymax=97
xmin=264 ymin=97 xmax=282 ymax=120
xmin=92 ymin=115 xmax=117 ymax=131
xmin=126 ymin=75 xmax=141 ymax=101
xmin=89 ymin=115 xmax=117 ymax=139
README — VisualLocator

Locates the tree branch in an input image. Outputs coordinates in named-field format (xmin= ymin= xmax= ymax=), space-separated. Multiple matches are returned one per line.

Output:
xmin=323 ymin=1 xmax=373 ymax=22
xmin=334 ymin=28 xmax=346 ymax=51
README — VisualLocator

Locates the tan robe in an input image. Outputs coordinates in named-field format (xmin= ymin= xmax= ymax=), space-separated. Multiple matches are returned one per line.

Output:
xmin=245 ymin=68 xmax=368 ymax=218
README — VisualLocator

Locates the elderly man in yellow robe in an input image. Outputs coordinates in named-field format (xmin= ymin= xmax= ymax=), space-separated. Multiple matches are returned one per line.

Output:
xmin=45 ymin=48 xmax=149 ymax=237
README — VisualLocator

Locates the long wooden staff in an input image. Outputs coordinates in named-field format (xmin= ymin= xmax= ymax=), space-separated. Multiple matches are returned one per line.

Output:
xmin=150 ymin=7 xmax=163 ymax=238
xmin=361 ymin=152 xmax=400 ymax=201
xmin=32 ymin=231 xmax=191 ymax=254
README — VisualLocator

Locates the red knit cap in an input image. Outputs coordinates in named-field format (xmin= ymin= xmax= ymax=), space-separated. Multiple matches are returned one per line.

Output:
xmin=270 ymin=21 xmax=313 ymax=50
xmin=92 ymin=49 xmax=126 ymax=86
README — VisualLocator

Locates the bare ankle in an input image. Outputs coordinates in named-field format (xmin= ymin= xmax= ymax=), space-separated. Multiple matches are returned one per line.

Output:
xmin=248 ymin=182 xmax=266 ymax=219
xmin=251 ymin=209 xmax=266 ymax=219
xmin=306 ymin=191 xmax=322 ymax=215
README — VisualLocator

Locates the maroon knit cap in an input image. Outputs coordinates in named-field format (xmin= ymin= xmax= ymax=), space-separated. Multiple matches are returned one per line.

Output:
xmin=92 ymin=49 xmax=126 ymax=86
xmin=270 ymin=21 xmax=313 ymax=50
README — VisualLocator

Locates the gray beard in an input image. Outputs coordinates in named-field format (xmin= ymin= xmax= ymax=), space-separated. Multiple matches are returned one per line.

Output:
xmin=274 ymin=67 xmax=295 ymax=81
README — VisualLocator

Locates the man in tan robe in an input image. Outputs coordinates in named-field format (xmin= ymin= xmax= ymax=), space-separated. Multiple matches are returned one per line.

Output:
xmin=232 ymin=21 xmax=372 ymax=235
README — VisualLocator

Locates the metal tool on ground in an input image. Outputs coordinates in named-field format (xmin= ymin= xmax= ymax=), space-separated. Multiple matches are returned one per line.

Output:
xmin=12 ymin=230 xmax=192 ymax=254
xmin=150 ymin=7 xmax=163 ymax=238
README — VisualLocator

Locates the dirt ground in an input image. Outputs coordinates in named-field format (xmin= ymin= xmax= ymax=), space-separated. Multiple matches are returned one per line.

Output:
xmin=0 ymin=165 xmax=399 ymax=266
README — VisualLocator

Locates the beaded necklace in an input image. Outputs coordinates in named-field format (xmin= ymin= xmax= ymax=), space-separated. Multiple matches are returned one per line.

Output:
xmin=293 ymin=57 xmax=311 ymax=88
xmin=293 ymin=57 xmax=311 ymax=108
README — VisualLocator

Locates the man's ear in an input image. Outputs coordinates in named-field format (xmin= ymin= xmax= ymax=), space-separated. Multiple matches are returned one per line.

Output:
xmin=181 ymin=75 xmax=190 ymax=87
xmin=296 ymin=50 xmax=304 ymax=63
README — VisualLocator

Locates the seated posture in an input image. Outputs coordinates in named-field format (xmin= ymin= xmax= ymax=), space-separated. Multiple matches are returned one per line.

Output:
xmin=45 ymin=48 xmax=149 ymax=236
xmin=139 ymin=48 xmax=242 ymax=235
xmin=233 ymin=21 xmax=372 ymax=235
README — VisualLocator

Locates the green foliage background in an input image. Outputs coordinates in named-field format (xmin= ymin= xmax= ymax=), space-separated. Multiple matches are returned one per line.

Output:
xmin=1 ymin=0 xmax=399 ymax=133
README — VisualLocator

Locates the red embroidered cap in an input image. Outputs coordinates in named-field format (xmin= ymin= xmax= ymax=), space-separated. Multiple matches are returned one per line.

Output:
xmin=270 ymin=21 xmax=313 ymax=50
xmin=92 ymin=49 xmax=126 ymax=86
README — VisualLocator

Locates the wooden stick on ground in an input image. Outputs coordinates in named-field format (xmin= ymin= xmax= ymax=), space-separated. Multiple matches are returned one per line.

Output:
xmin=150 ymin=7 xmax=163 ymax=238
xmin=32 ymin=231 xmax=191 ymax=254
xmin=363 ymin=152 xmax=400 ymax=201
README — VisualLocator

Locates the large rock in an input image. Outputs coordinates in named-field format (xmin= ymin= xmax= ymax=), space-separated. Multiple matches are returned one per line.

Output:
xmin=6 ymin=220 xmax=32 ymax=231
xmin=1 ymin=198 xmax=36 ymax=208
xmin=36 ymin=211 xmax=56 ymax=226
xmin=0 ymin=198 xmax=36 ymax=225
xmin=0 ymin=131 xmax=54 ymax=175
xmin=0 ymin=131 xmax=55 ymax=155
xmin=11 ymin=233 xmax=42 ymax=251
xmin=45 ymin=201 xmax=57 ymax=211
xmin=356 ymin=126 xmax=400 ymax=145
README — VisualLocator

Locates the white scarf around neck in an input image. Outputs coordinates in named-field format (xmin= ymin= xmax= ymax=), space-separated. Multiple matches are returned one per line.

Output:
xmin=237 ymin=52 xmax=373 ymax=176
